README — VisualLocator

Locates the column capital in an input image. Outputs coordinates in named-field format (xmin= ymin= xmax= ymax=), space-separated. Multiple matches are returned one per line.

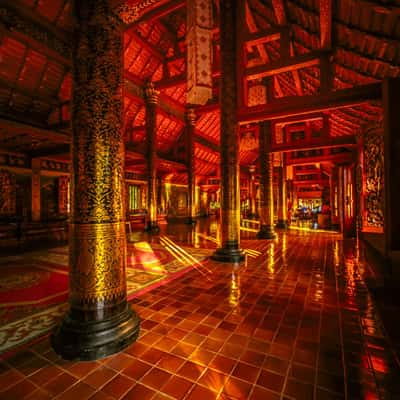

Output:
xmin=144 ymin=81 xmax=160 ymax=104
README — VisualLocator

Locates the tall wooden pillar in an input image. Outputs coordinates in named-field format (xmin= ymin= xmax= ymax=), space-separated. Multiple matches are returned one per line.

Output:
xmin=248 ymin=165 xmax=257 ymax=218
xmin=338 ymin=165 xmax=345 ymax=234
xmin=211 ymin=0 xmax=244 ymax=263
xmin=144 ymin=81 xmax=160 ymax=232
xmin=52 ymin=0 xmax=140 ymax=360
xmin=276 ymin=154 xmax=287 ymax=229
xmin=186 ymin=107 xmax=197 ymax=224
xmin=384 ymin=78 xmax=400 ymax=280
xmin=257 ymin=121 xmax=277 ymax=239
xmin=58 ymin=175 xmax=70 ymax=215
xmin=31 ymin=159 xmax=41 ymax=221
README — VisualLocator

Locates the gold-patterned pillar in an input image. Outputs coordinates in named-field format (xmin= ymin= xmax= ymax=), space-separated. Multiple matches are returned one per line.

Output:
xmin=144 ymin=81 xmax=160 ymax=232
xmin=384 ymin=78 xmax=400 ymax=281
xmin=211 ymin=0 xmax=244 ymax=263
xmin=186 ymin=107 xmax=197 ymax=224
xmin=31 ymin=159 xmax=41 ymax=221
xmin=248 ymin=165 xmax=257 ymax=218
xmin=338 ymin=165 xmax=345 ymax=234
xmin=58 ymin=175 xmax=70 ymax=215
xmin=257 ymin=121 xmax=277 ymax=239
xmin=52 ymin=0 xmax=140 ymax=360
xmin=276 ymin=154 xmax=287 ymax=229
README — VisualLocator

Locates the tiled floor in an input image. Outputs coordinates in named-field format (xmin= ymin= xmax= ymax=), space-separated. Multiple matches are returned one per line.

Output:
xmin=1 ymin=223 xmax=400 ymax=399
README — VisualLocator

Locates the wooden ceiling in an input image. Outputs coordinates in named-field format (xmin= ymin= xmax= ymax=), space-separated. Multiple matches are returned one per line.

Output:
xmin=0 ymin=0 xmax=399 ymax=185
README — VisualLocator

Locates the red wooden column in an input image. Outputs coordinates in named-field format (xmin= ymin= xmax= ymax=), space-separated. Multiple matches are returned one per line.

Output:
xmin=186 ymin=107 xmax=197 ymax=224
xmin=276 ymin=154 xmax=288 ymax=229
xmin=211 ymin=0 xmax=244 ymax=263
xmin=384 ymin=78 xmax=400 ymax=282
xmin=257 ymin=121 xmax=277 ymax=239
xmin=52 ymin=0 xmax=140 ymax=360
xmin=248 ymin=165 xmax=257 ymax=218
xmin=144 ymin=81 xmax=160 ymax=233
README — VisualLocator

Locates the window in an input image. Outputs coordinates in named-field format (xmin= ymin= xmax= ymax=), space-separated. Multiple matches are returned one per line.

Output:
xmin=129 ymin=185 xmax=141 ymax=211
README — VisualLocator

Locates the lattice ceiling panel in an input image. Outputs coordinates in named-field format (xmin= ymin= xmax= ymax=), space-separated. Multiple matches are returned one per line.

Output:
xmin=196 ymin=111 xmax=220 ymax=144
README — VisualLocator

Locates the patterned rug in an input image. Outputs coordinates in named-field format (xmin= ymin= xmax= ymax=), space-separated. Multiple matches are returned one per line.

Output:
xmin=0 ymin=240 xmax=212 ymax=355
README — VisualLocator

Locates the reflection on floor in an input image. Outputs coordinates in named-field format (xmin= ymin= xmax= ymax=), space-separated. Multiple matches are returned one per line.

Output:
xmin=0 ymin=218 xmax=399 ymax=399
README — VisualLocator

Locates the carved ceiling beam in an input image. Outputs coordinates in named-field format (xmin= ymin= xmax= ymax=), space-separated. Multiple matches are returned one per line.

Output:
xmin=271 ymin=135 xmax=356 ymax=153
xmin=286 ymin=152 xmax=353 ymax=166
xmin=0 ymin=1 xmax=71 ymax=63
xmin=271 ymin=0 xmax=287 ymax=25
xmin=239 ymin=82 xmax=381 ymax=122
xmin=136 ymin=0 xmax=184 ymax=24
xmin=246 ymin=51 xmax=326 ymax=80
xmin=124 ymin=73 xmax=220 ymax=153
xmin=0 ymin=76 xmax=63 ymax=108
xmin=27 ymin=143 xmax=70 ymax=159
xmin=127 ymin=30 xmax=165 ymax=61
xmin=319 ymin=0 xmax=333 ymax=50
xmin=0 ymin=117 xmax=70 ymax=143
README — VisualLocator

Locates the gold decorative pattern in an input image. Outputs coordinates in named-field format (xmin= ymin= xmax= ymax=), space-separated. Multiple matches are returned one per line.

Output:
xmin=70 ymin=0 xmax=128 ymax=305
xmin=69 ymin=222 xmax=127 ymax=304
xmin=116 ymin=0 xmax=159 ymax=25
xmin=362 ymin=123 xmax=384 ymax=231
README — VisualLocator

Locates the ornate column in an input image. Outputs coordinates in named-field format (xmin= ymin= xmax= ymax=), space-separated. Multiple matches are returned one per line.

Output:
xmin=338 ymin=165 xmax=345 ymax=234
xmin=52 ymin=0 xmax=140 ymax=360
xmin=276 ymin=154 xmax=287 ymax=229
xmin=31 ymin=159 xmax=41 ymax=221
xmin=144 ymin=81 xmax=160 ymax=232
xmin=186 ymin=107 xmax=197 ymax=224
xmin=257 ymin=121 xmax=277 ymax=239
xmin=58 ymin=175 xmax=70 ymax=215
xmin=384 ymin=78 xmax=400 ymax=282
xmin=248 ymin=165 xmax=257 ymax=218
xmin=211 ymin=0 xmax=244 ymax=263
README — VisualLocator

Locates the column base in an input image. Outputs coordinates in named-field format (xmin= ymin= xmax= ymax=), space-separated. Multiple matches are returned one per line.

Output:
xmin=144 ymin=221 xmax=160 ymax=233
xmin=185 ymin=217 xmax=197 ymax=225
xmin=275 ymin=220 xmax=288 ymax=229
xmin=211 ymin=242 xmax=245 ymax=263
xmin=256 ymin=225 xmax=277 ymax=239
xmin=51 ymin=304 xmax=140 ymax=361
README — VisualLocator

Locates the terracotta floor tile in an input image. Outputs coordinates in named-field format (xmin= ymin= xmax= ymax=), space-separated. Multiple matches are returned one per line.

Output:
xmin=56 ymin=381 xmax=96 ymax=400
xmin=198 ymin=368 xmax=228 ymax=393
xmin=89 ymin=391 xmax=115 ymax=400
xmin=2 ymin=228 xmax=400 ymax=400
xmin=176 ymin=360 xmax=205 ymax=381
xmin=249 ymin=386 xmax=281 ymax=400
xmin=161 ymin=375 xmax=194 ymax=399
xmin=43 ymin=372 xmax=78 ymax=397
xmin=84 ymin=365 xmax=117 ymax=389
xmin=122 ymin=359 xmax=152 ymax=380
xmin=140 ymin=367 xmax=172 ymax=390
xmin=0 ymin=378 xmax=37 ymax=400
xmin=231 ymin=361 xmax=260 ymax=383
xmin=29 ymin=364 xmax=64 ymax=386
xmin=185 ymin=384 xmax=218 ymax=400
xmin=257 ymin=370 xmax=285 ymax=392
xmin=101 ymin=374 xmax=135 ymax=399
xmin=122 ymin=383 xmax=156 ymax=400
xmin=157 ymin=354 xmax=185 ymax=373
xmin=65 ymin=361 xmax=101 ymax=378
xmin=105 ymin=353 xmax=135 ymax=372
xmin=24 ymin=388 xmax=54 ymax=400
xmin=208 ymin=355 xmax=237 ymax=375
xmin=0 ymin=367 xmax=25 ymax=391
xmin=222 ymin=376 xmax=253 ymax=399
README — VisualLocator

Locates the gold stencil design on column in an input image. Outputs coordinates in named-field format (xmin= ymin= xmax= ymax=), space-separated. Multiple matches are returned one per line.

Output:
xmin=69 ymin=222 xmax=127 ymax=304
